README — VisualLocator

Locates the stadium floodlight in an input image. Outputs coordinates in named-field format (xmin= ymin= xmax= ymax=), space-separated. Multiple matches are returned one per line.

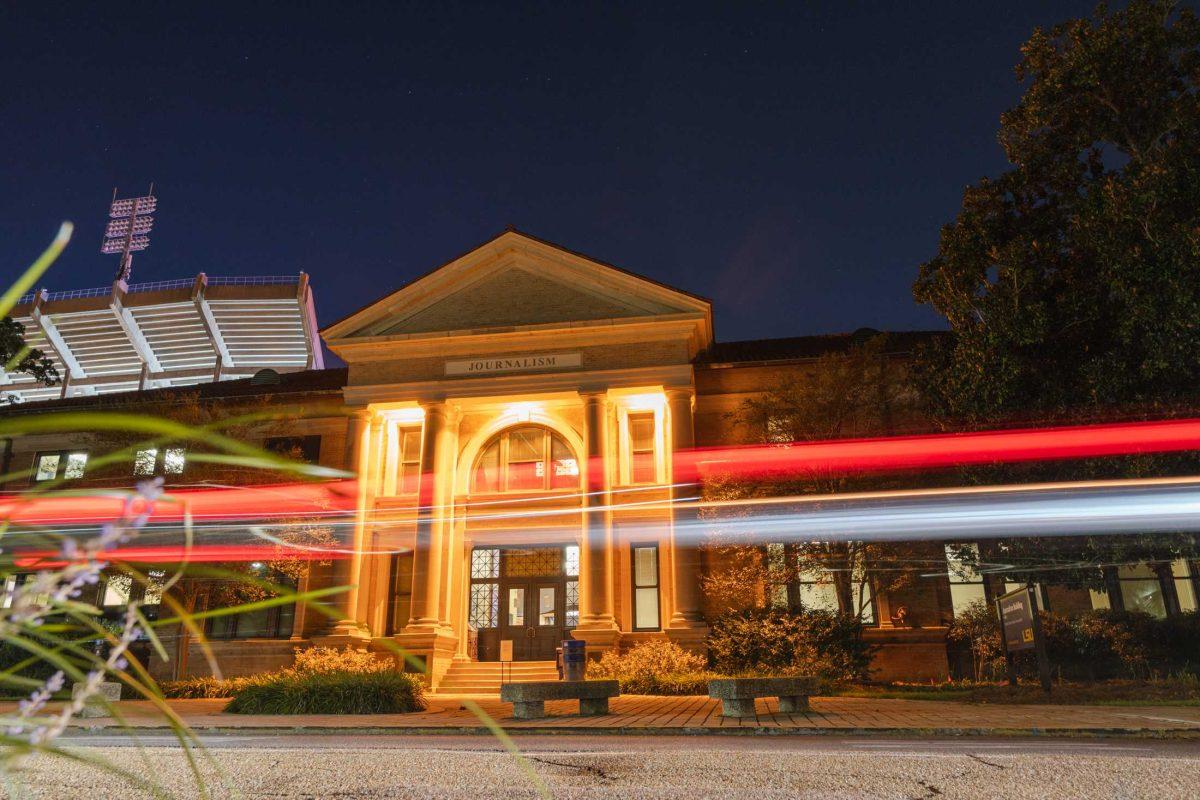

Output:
xmin=102 ymin=185 xmax=157 ymax=281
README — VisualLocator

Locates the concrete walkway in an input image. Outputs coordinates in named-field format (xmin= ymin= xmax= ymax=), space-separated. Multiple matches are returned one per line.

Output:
xmin=27 ymin=695 xmax=1200 ymax=736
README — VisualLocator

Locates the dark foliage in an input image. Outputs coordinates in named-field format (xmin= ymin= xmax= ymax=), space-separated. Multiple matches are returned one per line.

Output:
xmin=707 ymin=608 xmax=875 ymax=681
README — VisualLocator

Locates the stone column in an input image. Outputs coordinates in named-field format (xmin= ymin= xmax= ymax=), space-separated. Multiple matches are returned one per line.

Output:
xmin=318 ymin=409 xmax=373 ymax=642
xmin=405 ymin=401 xmax=446 ymax=629
xmin=665 ymin=387 xmax=707 ymax=645
xmin=575 ymin=390 xmax=619 ymax=648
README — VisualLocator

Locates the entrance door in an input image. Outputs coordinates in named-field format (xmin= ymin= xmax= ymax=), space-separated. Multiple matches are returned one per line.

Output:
xmin=500 ymin=580 xmax=563 ymax=661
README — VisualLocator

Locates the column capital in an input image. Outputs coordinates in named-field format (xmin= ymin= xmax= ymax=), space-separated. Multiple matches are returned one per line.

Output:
xmin=579 ymin=387 xmax=609 ymax=402
xmin=664 ymin=385 xmax=695 ymax=402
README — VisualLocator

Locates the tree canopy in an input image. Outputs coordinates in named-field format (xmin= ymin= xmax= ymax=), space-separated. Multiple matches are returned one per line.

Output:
xmin=913 ymin=0 xmax=1200 ymax=424
xmin=0 ymin=316 xmax=58 ymax=392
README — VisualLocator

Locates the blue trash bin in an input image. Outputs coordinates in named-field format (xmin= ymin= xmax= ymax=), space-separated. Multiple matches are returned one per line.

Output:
xmin=562 ymin=639 xmax=586 ymax=682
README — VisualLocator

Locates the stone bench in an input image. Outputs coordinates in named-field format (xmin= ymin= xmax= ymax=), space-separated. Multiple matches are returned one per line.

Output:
xmin=499 ymin=680 xmax=620 ymax=720
xmin=707 ymin=677 xmax=819 ymax=718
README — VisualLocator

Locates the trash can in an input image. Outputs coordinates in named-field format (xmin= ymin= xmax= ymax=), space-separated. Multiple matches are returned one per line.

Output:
xmin=561 ymin=638 xmax=586 ymax=682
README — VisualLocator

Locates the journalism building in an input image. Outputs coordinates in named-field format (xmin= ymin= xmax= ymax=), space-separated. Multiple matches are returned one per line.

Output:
xmin=4 ymin=230 xmax=1197 ymax=690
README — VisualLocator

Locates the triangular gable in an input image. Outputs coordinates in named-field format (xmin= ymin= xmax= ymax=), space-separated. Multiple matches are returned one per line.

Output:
xmin=322 ymin=229 xmax=711 ymax=341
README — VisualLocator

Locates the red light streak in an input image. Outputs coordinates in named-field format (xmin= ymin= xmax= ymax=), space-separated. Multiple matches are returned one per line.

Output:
xmin=2 ymin=417 xmax=1199 ymax=534
xmin=14 ymin=543 xmax=349 ymax=569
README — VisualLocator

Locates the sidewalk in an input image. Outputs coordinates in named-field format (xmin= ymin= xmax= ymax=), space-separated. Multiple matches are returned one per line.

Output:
xmin=29 ymin=695 xmax=1200 ymax=737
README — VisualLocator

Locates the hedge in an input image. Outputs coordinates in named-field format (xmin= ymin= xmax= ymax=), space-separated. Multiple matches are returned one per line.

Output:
xmin=225 ymin=670 xmax=425 ymax=715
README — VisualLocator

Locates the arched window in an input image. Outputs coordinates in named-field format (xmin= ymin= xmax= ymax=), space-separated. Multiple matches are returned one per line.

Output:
xmin=471 ymin=425 xmax=580 ymax=493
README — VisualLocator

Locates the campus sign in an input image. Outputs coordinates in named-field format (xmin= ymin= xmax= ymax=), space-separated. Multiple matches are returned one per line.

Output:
xmin=445 ymin=353 xmax=582 ymax=376
xmin=998 ymin=588 xmax=1037 ymax=652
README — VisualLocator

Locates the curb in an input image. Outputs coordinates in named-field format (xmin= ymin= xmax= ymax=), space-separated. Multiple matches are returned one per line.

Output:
xmin=61 ymin=724 xmax=1200 ymax=740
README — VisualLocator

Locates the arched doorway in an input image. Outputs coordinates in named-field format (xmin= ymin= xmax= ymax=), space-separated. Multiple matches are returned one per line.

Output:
xmin=466 ymin=425 xmax=582 ymax=661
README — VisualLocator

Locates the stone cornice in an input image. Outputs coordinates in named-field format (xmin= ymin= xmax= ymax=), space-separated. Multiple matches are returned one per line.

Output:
xmin=342 ymin=363 xmax=695 ymax=406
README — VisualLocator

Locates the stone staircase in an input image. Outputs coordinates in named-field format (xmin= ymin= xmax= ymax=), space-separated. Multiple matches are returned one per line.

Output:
xmin=435 ymin=660 xmax=559 ymax=695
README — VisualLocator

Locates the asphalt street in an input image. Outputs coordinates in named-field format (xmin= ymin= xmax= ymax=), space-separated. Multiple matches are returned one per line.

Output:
xmin=6 ymin=733 xmax=1198 ymax=798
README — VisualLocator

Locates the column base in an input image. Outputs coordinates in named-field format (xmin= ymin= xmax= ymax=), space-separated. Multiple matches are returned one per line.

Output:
xmin=311 ymin=620 xmax=371 ymax=649
xmin=390 ymin=627 xmax=459 ymax=689
xmin=664 ymin=622 xmax=709 ymax=653
xmin=571 ymin=619 xmax=621 ymax=654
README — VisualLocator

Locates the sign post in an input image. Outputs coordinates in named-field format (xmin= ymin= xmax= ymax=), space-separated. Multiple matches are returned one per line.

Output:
xmin=996 ymin=585 xmax=1052 ymax=693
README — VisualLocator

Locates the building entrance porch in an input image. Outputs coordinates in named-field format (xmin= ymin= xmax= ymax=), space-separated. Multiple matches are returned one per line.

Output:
xmin=470 ymin=544 xmax=580 ymax=662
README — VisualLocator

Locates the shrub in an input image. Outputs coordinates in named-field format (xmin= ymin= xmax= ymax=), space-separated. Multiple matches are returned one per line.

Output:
xmin=160 ymin=675 xmax=265 ymax=699
xmin=617 ymin=671 xmax=716 ymax=696
xmin=225 ymin=669 xmax=425 ymax=715
xmin=590 ymin=640 xmax=712 ymax=695
xmin=707 ymin=608 xmax=874 ymax=681
xmin=0 ymin=641 xmax=66 ymax=688
xmin=946 ymin=600 xmax=1005 ymax=681
xmin=289 ymin=646 xmax=390 ymax=676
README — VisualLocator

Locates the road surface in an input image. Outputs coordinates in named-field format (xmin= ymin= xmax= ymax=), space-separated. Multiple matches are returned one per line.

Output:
xmin=5 ymin=733 xmax=1197 ymax=798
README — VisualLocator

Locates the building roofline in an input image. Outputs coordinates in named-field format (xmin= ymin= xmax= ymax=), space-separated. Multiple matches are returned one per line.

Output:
xmin=322 ymin=226 xmax=712 ymax=335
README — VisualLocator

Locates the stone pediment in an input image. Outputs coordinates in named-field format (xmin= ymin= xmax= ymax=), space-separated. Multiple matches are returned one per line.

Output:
xmin=323 ymin=230 xmax=711 ymax=342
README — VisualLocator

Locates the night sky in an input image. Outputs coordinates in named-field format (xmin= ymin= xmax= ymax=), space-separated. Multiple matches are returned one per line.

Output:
xmin=3 ymin=2 xmax=1094 ymax=345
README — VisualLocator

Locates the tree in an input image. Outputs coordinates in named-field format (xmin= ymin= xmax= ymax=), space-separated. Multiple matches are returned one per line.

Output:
xmin=701 ymin=335 xmax=942 ymax=626
xmin=913 ymin=1 xmax=1200 ymax=424
xmin=0 ymin=316 xmax=58 ymax=390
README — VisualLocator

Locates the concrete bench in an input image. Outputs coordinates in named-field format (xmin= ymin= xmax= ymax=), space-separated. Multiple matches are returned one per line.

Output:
xmin=499 ymin=680 xmax=620 ymax=720
xmin=707 ymin=677 xmax=819 ymax=718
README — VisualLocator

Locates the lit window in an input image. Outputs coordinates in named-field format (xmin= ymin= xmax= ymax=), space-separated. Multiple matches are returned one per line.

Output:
xmin=469 ymin=583 xmax=498 ymax=629
xmin=133 ymin=448 xmax=157 ymax=476
xmin=628 ymin=414 xmax=657 ymax=484
xmin=1116 ymin=564 xmax=1168 ymax=618
xmin=143 ymin=570 xmax=165 ymax=606
xmin=632 ymin=544 xmax=660 ymax=630
xmin=1 ymin=575 xmax=18 ymax=608
xmin=566 ymin=579 xmax=579 ymax=628
xmin=163 ymin=448 xmax=186 ymax=475
xmin=397 ymin=429 xmax=423 ymax=495
xmin=946 ymin=544 xmax=987 ymax=616
xmin=64 ymin=453 xmax=88 ymax=479
xmin=35 ymin=454 xmax=60 ymax=481
xmin=470 ymin=426 xmax=579 ymax=493
xmin=34 ymin=452 xmax=87 ymax=481
xmin=564 ymin=545 xmax=580 ymax=577
xmin=1171 ymin=560 xmax=1198 ymax=613
xmin=468 ymin=548 xmax=500 ymax=630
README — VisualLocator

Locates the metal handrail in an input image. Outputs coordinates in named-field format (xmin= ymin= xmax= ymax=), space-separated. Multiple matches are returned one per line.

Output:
xmin=207 ymin=275 xmax=299 ymax=287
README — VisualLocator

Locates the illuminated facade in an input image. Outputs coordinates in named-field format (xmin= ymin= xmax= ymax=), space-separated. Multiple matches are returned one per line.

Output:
xmin=318 ymin=230 xmax=714 ymax=684
xmin=6 ymin=229 xmax=1198 ymax=689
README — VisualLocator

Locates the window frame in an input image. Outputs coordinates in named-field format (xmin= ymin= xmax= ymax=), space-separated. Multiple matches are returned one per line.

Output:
xmin=33 ymin=450 xmax=89 ymax=482
xmin=469 ymin=425 xmax=580 ymax=495
xmin=133 ymin=446 xmax=188 ymax=477
xmin=630 ymin=543 xmax=661 ymax=631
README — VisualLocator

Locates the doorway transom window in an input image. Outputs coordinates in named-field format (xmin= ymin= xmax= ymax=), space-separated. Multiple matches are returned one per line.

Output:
xmin=471 ymin=425 xmax=579 ymax=493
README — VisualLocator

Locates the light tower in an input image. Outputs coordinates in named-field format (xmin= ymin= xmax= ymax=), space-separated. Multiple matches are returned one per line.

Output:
xmin=101 ymin=185 xmax=157 ymax=282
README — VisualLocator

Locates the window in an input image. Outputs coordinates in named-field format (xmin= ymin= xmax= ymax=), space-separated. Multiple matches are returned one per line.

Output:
xmin=34 ymin=451 xmax=88 ymax=482
xmin=1116 ymin=564 xmax=1168 ymax=618
xmin=395 ymin=428 xmax=423 ymax=495
xmin=627 ymin=413 xmax=657 ymax=484
xmin=264 ymin=435 xmax=321 ymax=464
xmin=208 ymin=602 xmax=294 ymax=639
xmin=1171 ymin=560 xmax=1198 ymax=613
xmin=631 ymin=544 xmax=660 ymax=630
xmin=134 ymin=447 xmax=187 ymax=476
xmin=470 ymin=426 xmax=579 ymax=494
xmin=387 ymin=552 xmax=414 ymax=634
xmin=565 ymin=545 xmax=580 ymax=628
xmin=766 ymin=542 xmax=876 ymax=623
xmin=133 ymin=448 xmax=157 ymax=476
xmin=468 ymin=547 xmax=500 ymax=629
xmin=945 ymin=544 xmax=987 ymax=616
